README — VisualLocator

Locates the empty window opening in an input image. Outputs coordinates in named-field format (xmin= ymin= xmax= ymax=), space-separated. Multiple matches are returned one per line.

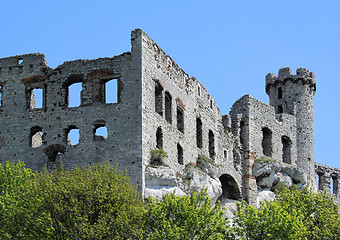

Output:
xmin=198 ymin=86 xmax=201 ymax=96
xmin=224 ymin=149 xmax=228 ymax=159
xmin=30 ymin=126 xmax=43 ymax=148
xmin=210 ymin=99 xmax=213 ymax=109
xmin=209 ymin=130 xmax=215 ymax=160
xmin=155 ymin=82 xmax=163 ymax=116
xmin=177 ymin=107 xmax=184 ymax=133
xmin=165 ymin=91 xmax=172 ymax=124
xmin=240 ymin=121 xmax=245 ymax=145
xmin=66 ymin=127 xmax=80 ymax=146
xmin=262 ymin=127 xmax=272 ymax=157
xmin=177 ymin=143 xmax=183 ymax=165
xmin=156 ymin=127 xmax=163 ymax=148
xmin=282 ymin=136 xmax=292 ymax=164
xmin=332 ymin=176 xmax=338 ymax=195
xmin=104 ymin=79 xmax=118 ymax=103
xmin=43 ymin=144 xmax=65 ymax=162
xmin=317 ymin=173 xmax=321 ymax=190
xmin=196 ymin=118 xmax=203 ymax=148
xmin=93 ymin=121 xmax=107 ymax=141
xmin=218 ymin=174 xmax=241 ymax=201
xmin=18 ymin=58 xmax=23 ymax=64
xmin=277 ymin=105 xmax=283 ymax=114
xmin=278 ymin=87 xmax=283 ymax=99
xmin=68 ymin=82 xmax=82 ymax=107
xmin=29 ymin=88 xmax=43 ymax=109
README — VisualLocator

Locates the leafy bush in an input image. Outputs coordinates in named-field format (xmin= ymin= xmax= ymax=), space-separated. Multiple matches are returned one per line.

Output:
xmin=197 ymin=154 xmax=215 ymax=166
xmin=0 ymin=162 xmax=144 ymax=239
xmin=233 ymin=186 xmax=340 ymax=239
xmin=150 ymin=148 xmax=168 ymax=166
xmin=143 ymin=189 xmax=232 ymax=239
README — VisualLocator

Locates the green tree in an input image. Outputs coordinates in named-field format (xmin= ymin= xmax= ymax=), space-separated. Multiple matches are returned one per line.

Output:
xmin=143 ymin=189 xmax=232 ymax=240
xmin=233 ymin=186 xmax=340 ymax=240
xmin=0 ymin=162 xmax=144 ymax=239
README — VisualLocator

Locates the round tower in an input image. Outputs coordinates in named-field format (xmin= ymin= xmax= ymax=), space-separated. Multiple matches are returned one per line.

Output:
xmin=265 ymin=67 xmax=316 ymax=187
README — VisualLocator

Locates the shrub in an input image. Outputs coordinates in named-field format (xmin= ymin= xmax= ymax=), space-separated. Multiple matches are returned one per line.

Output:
xmin=0 ymin=162 xmax=144 ymax=239
xmin=143 ymin=189 xmax=232 ymax=239
xmin=150 ymin=148 xmax=168 ymax=166
xmin=197 ymin=154 xmax=215 ymax=166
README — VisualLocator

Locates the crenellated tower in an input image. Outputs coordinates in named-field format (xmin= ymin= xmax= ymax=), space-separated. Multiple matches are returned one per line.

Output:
xmin=265 ymin=67 xmax=316 ymax=187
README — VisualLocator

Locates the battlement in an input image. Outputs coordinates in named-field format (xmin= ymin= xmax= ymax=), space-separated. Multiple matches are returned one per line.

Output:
xmin=265 ymin=67 xmax=316 ymax=94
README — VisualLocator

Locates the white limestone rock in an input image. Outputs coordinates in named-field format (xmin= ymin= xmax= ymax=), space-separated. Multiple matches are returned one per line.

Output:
xmin=145 ymin=186 xmax=186 ymax=199
xmin=145 ymin=165 xmax=179 ymax=187
xmin=257 ymin=188 xmax=276 ymax=206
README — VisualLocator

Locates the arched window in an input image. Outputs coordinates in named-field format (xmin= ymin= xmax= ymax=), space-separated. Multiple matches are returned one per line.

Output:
xmin=30 ymin=126 xmax=43 ymax=148
xmin=155 ymin=82 xmax=163 ymax=115
xmin=156 ymin=127 xmax=163 ymax=148
xmin=209 ymin=130 xmax=215 ymax=160
xmin=282 ymin=136 xmax=292 ymax=164
xmin=177 ymin=143 xmax=183 ymax=165
xmin=262 ymin=127 xmax=272 ymax=157
xmin=165 ymin=91 xmax=172 ymax=124
xmin=196 ymin=118 xmax=202 ymax=148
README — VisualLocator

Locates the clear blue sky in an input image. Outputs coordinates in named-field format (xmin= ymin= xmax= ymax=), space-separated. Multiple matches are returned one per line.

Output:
xmin=1 ymin=1 xmax=339 ymax=168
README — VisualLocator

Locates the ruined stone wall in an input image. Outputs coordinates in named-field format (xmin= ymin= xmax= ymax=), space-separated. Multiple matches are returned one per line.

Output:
xmin=315 ymin=163 xmax=340 ymax=205
xmin=0 ymin=34 xmax=144 ymax=189
xmin=139 ymin=29 xmax=241 ymax=193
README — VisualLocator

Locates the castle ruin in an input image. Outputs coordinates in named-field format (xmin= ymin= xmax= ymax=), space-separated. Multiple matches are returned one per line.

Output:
xmin=0 ymin=29 xmax=338 ymax=206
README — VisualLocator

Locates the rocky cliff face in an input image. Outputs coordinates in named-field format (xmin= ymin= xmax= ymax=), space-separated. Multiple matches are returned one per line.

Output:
xmin=144 ymin=156 xmax=307 ymax=218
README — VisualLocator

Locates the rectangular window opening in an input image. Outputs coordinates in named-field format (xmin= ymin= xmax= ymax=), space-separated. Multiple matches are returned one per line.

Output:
xmin=278 ymin=87 xmax=283 ymax=99
xmin=177 ymin=107 xmax=184 ymax=133
xmin=105 ymin=79 xmax=118 ymax=104
xmin=68 ymin=82 xmax=82 ymax=107
xmin=29 ymin=88 xmax=43 ymax=109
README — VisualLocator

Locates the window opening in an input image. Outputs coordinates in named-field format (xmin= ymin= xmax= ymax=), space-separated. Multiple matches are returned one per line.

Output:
xmin=277 ymin=105 xmax=283 ymax=114
xmin=177 ymin=143 xmax=183 ymax=165
xmin=240 ymin=121 xmax=245 ymax=145
xmin=198 ymin=86 xmax=201 ymax=96
xmin=210 ymin=99 xmax=213 ymax=109
xmin=224 ymin=149 xmax=228 ymax=159
xmin=18 ymin=58 xmax=23 ymax=64
xmin=282 ymin=136 xmax=292 ymax=164
xmin=30 ymin=126 xmax=43 ymax=148
xmin=165 ymin=91 xmax=172 ymax=124
xmin=262 ymin=127 xmax=272 ymax=157
xmin=317 ymin=173 xmax=321 ymax=190
xmin=332 ymin=176 xmax=338 ymax=195
xmin=104 ymin=79 xmax=118 ymax=103
xmin=156 ymin=127 xmax=163 ymax=148
xmin=209 ymin=130 xmax=215 ymax=160
xmin=29 ymin=88 xmax=43 ymax=109
xmin=68 ymin=82 xmax=82 ymax=107
xmin=66 ymin=127 xmax=80 ymax=146
xmin=155 ymin=82 xmax=163 ymax=116
xmin=177 ymin=107 xmax=184 ymax=133
xmin=93 ymin=121 xmax=107 ymax=141
xmin=278 ymin=87 xmax=283 ymax=99
xmin=196 ymin=118 xmax=202 ymax=148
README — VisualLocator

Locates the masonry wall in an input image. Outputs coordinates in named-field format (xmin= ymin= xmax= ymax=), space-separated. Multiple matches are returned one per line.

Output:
xmin=139 ymin=29 xmax=242 ymax=193
xmin=0 ymin=35 xmax=144 ymax=189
